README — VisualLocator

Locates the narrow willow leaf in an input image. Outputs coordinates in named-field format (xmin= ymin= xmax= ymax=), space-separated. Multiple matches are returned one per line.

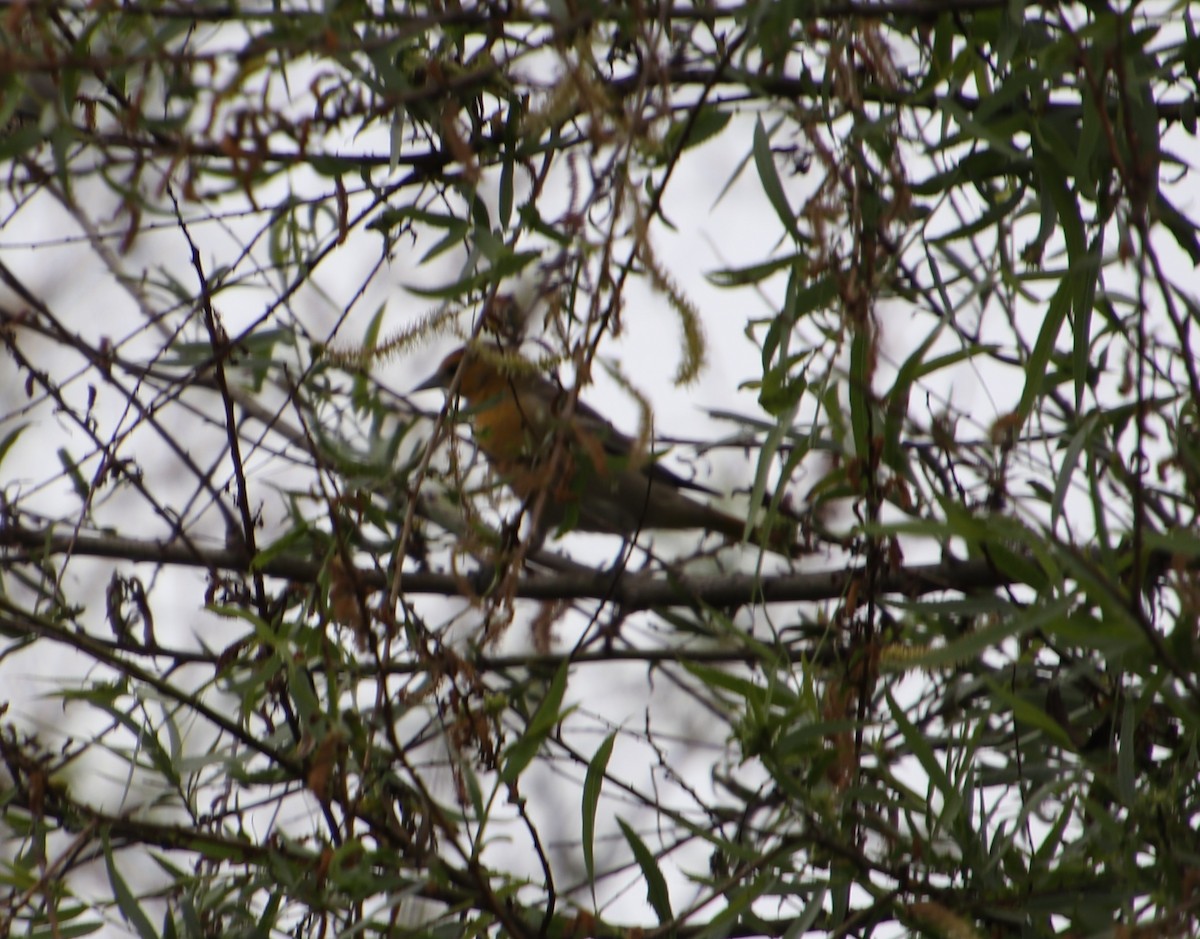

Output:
xmin=752 ymin=118 xmax=802 ymax=243
xmin=617 ymin=819 xmax=672 ymax=924
xmin=501 ymin=661 xmax=571 ymax=784
xmin=582 ymin=732 xmax=616 ymax=891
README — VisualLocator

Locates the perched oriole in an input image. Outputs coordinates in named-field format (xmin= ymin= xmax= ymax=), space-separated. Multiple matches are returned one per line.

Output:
xmin=416 ymin=344 xmax=799 ymax=556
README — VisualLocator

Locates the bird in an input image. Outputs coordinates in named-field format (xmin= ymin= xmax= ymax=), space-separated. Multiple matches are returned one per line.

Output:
xmin=415 ymin=343 xmax=801 ymax=556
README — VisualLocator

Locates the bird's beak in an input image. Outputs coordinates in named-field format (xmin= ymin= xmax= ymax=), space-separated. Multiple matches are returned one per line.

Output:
xmin=412 ymin=369 xmax=445 ymax=393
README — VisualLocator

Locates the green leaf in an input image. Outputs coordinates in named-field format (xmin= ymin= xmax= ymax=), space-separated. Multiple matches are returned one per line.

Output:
xmin=1031 ymin=794 xmax=1076 ymax=869
xmin=937 ymin=96 xmax=1026 ymax=162
xmin=986 ymin=679 xmax=1077 ymax=750
xmin=882 ymin=324 xmax=996 ymax=475
xmin=848 ymin=326 xmax=871 ymax=461
xmin=254 ymin=890 xmax=283 ymax=936
xmin=1071 ymin=233 xmax=1103 ymax=408
xmin=1017 ymin=273 xmax=1071 ymax=421
xmin=906 ymin=593 xmax=1072 ymax=669
xmin=683 ymin=662 xmax=796 ymax=707
xmin=406 ymin=250 xmax=541 ymax=299
xmin=1156 ymin=193 xmax=1200 ymax=265
xmin=369 ymin=205 xmax=470 ymax=233
xmin=663 ymin=105 xmax=732 ymax=156
xmin=582 ymin=732 xmax=616 ymax=891
xmin=1143 ymin=527 xmax=1200 ymax=557
xmin=352 ymin=302 xmax=388 ymax=410
xmin=784 ymin=886 xmax=829 ymax=938
xmin=887 ymin=689 xmax=963 ymax=833
xmin=1050 ymin=413 xmax=1097 ymax=532
xmin=1116 ymin=694 xmax=1137 ymax=804
xmin=501 ymin=661 xmax=571 ymax=783
xmin=1051 ymin=550 xmax=1144 ymax=651
xmin=752 ymin=118 xmax=803 ymax=244
xmin=757 ymin=356 xmax=808 ymax=417
xmin=26 ymin=918 xmax=104 ymax=939
xmin=0 ymin=422 xmax=29 ymax=467
xmin=617 ymin=819 xmax=672 ymax=924
xmin=105 ymin=834 xmax=160 ymax=939
xmin=498 ymin=134 xmax=516 ymax=231
xmin=706 ymin=251 xmax=805 ymax=288
xmin=57 ymin=448 xmax=90 ymax=500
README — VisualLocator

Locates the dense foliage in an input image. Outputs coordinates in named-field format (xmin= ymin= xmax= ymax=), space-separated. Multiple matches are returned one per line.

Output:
xmin=1 ymin=1 xmax=1199 ymax=937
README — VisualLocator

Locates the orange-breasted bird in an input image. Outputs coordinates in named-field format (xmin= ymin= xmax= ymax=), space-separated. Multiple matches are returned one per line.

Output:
xmin=416 ymin=343 xmax=800 ymax=556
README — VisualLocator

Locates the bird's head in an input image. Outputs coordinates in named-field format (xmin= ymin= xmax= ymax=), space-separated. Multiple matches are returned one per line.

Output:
xmin=414 ymin=344 xmax=518 ymax=400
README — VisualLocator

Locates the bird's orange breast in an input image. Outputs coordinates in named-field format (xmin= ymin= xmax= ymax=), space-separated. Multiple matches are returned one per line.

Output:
xmin=469 ymin=388 xmax=536 ymax=467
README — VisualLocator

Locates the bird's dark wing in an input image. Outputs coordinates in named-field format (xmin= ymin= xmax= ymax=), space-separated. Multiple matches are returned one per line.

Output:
xmin=531 ymin=372 xmax=721 ymax=496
